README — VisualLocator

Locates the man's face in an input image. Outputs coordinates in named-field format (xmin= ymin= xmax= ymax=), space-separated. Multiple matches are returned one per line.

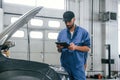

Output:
xmin=64 ymin=18 xmax=75 ymax=30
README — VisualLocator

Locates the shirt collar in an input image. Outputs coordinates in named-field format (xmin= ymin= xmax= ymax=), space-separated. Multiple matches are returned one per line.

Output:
xmin=67 ymin=25 xmax=79 ymax=41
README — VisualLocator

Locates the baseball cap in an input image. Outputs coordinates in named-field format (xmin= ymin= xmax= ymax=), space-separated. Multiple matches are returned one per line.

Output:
xmin=63 ymin=11 xmax=75 ymax=22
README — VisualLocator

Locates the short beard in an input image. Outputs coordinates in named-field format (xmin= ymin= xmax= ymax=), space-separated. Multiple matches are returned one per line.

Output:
xmin=67 ymin=23 xmax=75 ymax=30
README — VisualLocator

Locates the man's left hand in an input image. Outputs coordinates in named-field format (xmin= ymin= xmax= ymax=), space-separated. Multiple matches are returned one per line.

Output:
xmin=68 ymin=43 xmax=77 ymax=50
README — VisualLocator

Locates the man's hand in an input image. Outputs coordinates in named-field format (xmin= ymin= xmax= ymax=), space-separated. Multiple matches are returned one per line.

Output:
xmin=68 ymin=43 xmax=77 ymax=50
xmin=56 ymin=45 xmax=64 ymax=52
xmin=68 ymin=42 xmax=90 ymax=52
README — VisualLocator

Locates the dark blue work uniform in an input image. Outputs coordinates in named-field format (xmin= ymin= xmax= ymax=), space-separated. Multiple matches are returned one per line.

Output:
xmin=57 ymin=26 xmax=90 ymax=80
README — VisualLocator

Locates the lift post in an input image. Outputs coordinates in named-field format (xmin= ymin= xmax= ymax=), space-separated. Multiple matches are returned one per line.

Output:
xmin=101 ymin=44 xmax=114 ymax=79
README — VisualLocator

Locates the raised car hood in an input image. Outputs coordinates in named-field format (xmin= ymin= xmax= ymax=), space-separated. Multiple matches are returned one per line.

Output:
xmin=0 ymin=7 xmax=42 ymax=46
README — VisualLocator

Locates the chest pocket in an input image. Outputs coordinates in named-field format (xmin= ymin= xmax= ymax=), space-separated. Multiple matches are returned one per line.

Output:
xmin=59 ymin=35 xmax=70 ymax=43
xmin=72 ymin=34 xmax=85 ymax=46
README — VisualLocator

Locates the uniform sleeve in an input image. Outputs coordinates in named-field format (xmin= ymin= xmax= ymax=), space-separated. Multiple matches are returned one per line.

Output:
xmin=57 ymin=31 xmax=61 ymax=42
xmin=83 ymin=31 xmax=90 ymax=48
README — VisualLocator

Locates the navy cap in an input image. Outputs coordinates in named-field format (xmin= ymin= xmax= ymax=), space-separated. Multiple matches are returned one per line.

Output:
xmin=63 ymin=11 xmax=75 ymax=22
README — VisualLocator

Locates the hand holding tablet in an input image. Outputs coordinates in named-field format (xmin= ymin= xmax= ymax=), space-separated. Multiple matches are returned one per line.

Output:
xmin=55 ymin=42 xmax=70 ymax=48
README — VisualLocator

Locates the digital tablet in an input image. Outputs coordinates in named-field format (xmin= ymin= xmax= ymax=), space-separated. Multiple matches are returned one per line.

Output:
xmin=55 ymin=42 xmax=70 ymax=48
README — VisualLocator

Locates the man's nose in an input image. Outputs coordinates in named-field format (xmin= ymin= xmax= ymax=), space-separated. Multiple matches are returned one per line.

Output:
xmin=66 ymin=22 xmax=70 ymax=25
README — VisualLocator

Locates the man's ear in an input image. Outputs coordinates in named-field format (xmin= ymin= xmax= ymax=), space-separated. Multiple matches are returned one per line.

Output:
xmin=73 ymin=17 xmax=75 ymax=21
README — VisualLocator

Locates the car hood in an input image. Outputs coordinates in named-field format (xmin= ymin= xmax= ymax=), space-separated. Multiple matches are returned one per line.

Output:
xmin=0 ymin=7 xmax=42 ymax=46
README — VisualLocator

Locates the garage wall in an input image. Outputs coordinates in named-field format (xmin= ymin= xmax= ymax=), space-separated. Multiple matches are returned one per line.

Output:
xmin=104 ymin=0 xmax=119 ymax=75
xmin=67 ymin=0 xmax=119 ymax=76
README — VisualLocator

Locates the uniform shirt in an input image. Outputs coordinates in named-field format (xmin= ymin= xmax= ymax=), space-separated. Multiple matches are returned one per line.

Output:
xmin=57 ymin=25 xmax=90 ymax=68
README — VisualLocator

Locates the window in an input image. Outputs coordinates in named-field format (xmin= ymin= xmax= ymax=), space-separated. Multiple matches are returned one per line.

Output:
xmin=3 ymin=0 xmax=35 ymax=6
xmin=3 ymin=0 xmax=65 ymax=9
xmin=11 ymin=17 xmax=19 ymax=23
xmin=12 ymin=30 xmax=24 ymax=38
xmin=30 ymin=31 xmax=43 ymax=39
xmin=48 ymin=20 xmax=60 ymax=28
xmin=36 ymin=0 xmax=65 ymax=9
xmin=48 ymin=32 xmax=58 ymax=39
xmin=30 ymin=19 xmax=43 ymax=26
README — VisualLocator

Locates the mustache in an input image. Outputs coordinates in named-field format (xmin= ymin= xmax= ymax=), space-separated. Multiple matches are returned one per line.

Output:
xmin=67 ymin=25 xmax=73 ymax=30
xmin=67 ymin=24 xmax=74 ymax=29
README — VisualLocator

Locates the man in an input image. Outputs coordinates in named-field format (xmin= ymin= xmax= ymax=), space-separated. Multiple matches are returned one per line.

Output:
xmin=56 ymin=11 xmax=90 ymax=80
